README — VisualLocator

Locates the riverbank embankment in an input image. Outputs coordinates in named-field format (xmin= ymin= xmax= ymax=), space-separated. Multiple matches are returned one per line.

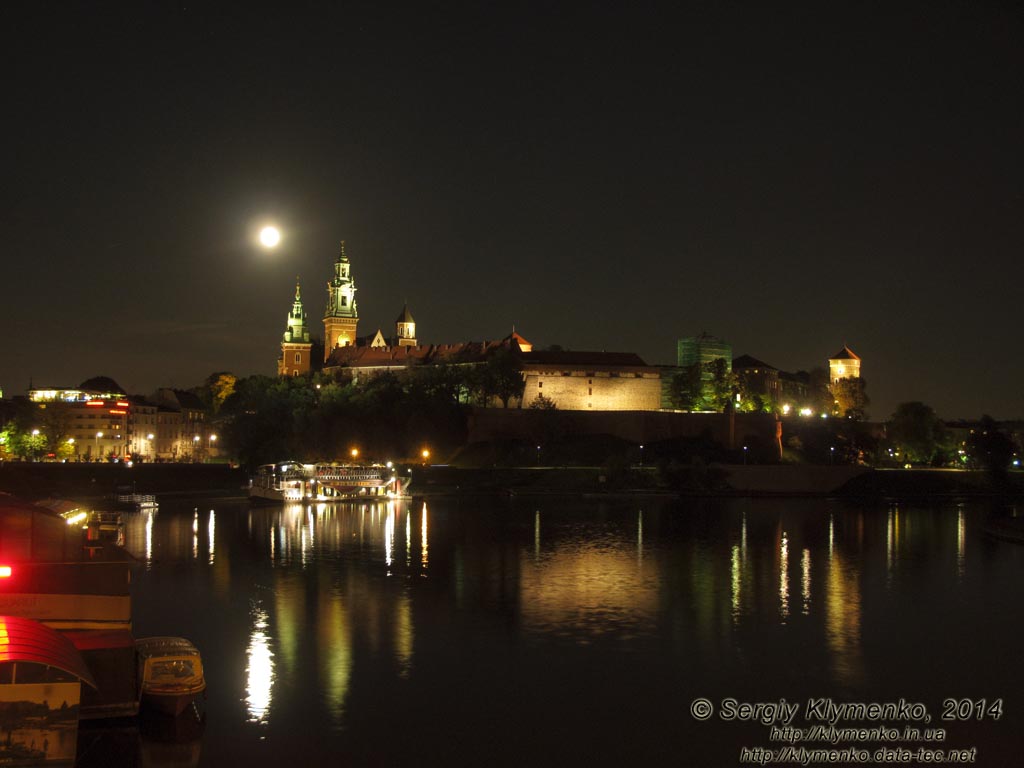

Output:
xmin=0 ymin=462 xmax=247 ymax=503
xmin=0 ymin=462 xmax=1018 ymax=504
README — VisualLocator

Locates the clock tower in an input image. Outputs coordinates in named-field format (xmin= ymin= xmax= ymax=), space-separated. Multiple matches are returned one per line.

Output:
xmin=323 ymin=240 xmax=359 ymax=359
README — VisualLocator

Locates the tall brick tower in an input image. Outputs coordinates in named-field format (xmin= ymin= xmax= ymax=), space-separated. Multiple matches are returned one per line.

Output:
xmin=323 ymin=240 xmax=359 ymax=359
xmin=278 ymin=278 xmax=312 ymax=376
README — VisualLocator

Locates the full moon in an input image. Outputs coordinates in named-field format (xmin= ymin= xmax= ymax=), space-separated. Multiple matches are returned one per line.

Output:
xmin=259 ymin=226 xmax=281 ymax=248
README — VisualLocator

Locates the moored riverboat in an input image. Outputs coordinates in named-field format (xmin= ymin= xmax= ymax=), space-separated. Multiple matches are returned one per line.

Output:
xmin=249 ymin=461 xmax=411 ymax=503
xmin=136 ymin=637 xmax=206 ymax=717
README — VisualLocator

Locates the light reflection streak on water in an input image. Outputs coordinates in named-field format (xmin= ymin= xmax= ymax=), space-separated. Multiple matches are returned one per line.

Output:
xmin=741 ymin=512 xmax=747 ymax=561
xmin=533 ymin=510 xmax=540 ymax=563
xmin=730 ymin=545 xmax=741 ymax=621
xmin=208 ymin=509 xmax=215 ymax=565
xmin=192 ymin=509 xmax=198 ymax=560
xmin=826 ymin=552 xmax=863 ymax=685
xmin=384 ymin=507 xmax=394 ymax=568
xmin=246 ymin=605 xmax=274 ymax=723
xmin=318 ymin=591 xmax=351 ymax=724
xmin=144 ymin=510 xmax=153 ymax=568
xmin=395 ymin=596 xmax=413 ymax=676
xmin=957 ymin=506 xmax=965 ymax=578
xmin=421 ymin=503 xmax=429 ymax=569
xmin=801 ymin=549 xmax=811 ymax=615
xmin=637 ymin=511 xmax=643 ymax=567
xmin=828 ymin=513 xmax=834 ymax=560
xmin=779 ymin=532 xmax=789 ymax=621
xmin=270 ymin=525 xmax=275 ymax=562
xmin=405 ymin=506 xmax=411 ymax=567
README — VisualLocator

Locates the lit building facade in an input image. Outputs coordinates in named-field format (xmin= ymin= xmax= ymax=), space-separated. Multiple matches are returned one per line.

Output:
xmin=29 ymin=386 xmax=130 ymax=461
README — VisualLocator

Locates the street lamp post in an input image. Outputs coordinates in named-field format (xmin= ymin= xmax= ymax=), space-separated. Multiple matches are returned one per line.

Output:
xmin=147 ymin=434 xmax=154 ymax=462
xmin=208 ymin=434 xmax=217 ymax=463
xmin=743 ymin=445 xmax=748 ymax=465
xmin=639 ymin=443 xmax=644 ymax=468
xmin=536 ymin=444 xmax=541 ymax=466
xmin=95 ymin=432 xmax=103 ymax=462
xmin=830 ymin=446 xmax=835 ymax=465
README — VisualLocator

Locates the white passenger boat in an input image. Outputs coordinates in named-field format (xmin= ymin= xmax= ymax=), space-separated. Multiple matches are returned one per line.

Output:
xmin=249 ymin=461 xmax=411 ymax=503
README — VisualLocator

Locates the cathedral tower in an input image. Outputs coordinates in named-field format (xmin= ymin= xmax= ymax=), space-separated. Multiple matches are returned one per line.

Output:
xmin=323 ymin=240 xmax=359 ymax=359
xmin=395 ymin=303 xmax=417 ymax=346
xmin=279 ymin=278 xmax=313 ymax=376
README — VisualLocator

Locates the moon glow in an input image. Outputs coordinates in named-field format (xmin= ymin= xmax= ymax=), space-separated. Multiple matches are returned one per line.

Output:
xmin=259 ymin=226 xmax=281 ymax=248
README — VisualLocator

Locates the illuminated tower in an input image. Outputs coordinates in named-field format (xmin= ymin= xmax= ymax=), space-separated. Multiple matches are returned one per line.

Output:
xmin=323 ymin=240 xmax=359 ymax=358
xmin=828 ymin=345 xmax=861 ymax=384
xmin=395 ymin=304 xmax=416 ymax=346
xmin=279 ymin=278 xmax=312 ymax=376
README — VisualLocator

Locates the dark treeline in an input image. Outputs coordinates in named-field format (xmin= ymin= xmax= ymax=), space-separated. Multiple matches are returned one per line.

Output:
xmin=218 ymin=360 xmax=526 ymax=468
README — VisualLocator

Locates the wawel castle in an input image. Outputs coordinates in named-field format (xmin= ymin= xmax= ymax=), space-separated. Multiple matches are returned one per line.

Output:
xmin=276 ymin=241 xmax=862 ymax=415
xmin=278 ymin=242 xmax=663 ymax=412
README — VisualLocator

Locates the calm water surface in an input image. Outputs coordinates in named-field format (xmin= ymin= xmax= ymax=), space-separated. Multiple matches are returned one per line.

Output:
xmin=79 ymin=496 xmax=1024 ymax=766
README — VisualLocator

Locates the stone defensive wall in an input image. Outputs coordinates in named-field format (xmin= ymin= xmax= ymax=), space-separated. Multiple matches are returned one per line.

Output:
xmin=467 ymin=408 xmax=780 ymax=451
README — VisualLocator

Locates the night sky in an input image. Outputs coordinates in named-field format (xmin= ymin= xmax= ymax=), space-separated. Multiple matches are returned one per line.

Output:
xmin=5 ymin=2 xmax=1022 ymax=419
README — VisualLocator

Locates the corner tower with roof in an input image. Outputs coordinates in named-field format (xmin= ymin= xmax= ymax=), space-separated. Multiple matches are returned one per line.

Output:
xmin=828 ymin=345 xmax=861 ymax=384
xmin=395 ymin=304 xmax=417 ymax=346
xmin=324 ymin=240 xmax=359 ymax=359
xmin=279 ymin=278 xmax=312 ymax=376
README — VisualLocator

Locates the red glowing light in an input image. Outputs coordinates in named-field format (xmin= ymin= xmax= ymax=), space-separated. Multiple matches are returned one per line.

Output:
xmin=0 ymin=567 xmax=12 ymax=578
xmin=116 ymin=401 xmax=129 ymax=408
xmin=109 ymin=409 xmax=127 ymax=415
xmin=86 ymin=401 xmax=104 ymax=406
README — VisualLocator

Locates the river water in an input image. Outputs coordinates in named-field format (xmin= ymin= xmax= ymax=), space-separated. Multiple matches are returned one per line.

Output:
xmin=79 ymin=496 xmax=1024 ymax=767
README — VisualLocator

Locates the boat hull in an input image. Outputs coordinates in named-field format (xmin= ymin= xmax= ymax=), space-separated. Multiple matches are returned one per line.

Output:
xmin=142 ymin=688 xmax=205 ymax=718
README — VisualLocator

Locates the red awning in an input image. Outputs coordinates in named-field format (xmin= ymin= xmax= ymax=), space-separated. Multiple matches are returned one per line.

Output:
xmin=0 ymin=615 xmax=98 ymax=688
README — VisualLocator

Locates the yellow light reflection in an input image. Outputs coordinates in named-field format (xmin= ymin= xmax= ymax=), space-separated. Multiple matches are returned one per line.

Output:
xmin=520 ymin=538 xmax=657 ymax=640
xmin=384 ymin=507 xmax=394 ymax=568
xmin=208 ymin=509 xmax=215 ymax=565
xmin=779 ymin=532 xmax=790 ymax=621
xmin=421 ymin=503 xmax=429 ymax=569
xmin=318 ymin=590 xmax=351 ymax=723
xmin=825 ymin=552 xmax=863 ymax=685
xmin=730 ymin=544 xmax=741 ymax=621
xmin=533 ymin=510 xmax=540 ymax=563
xmin=273 ymin=574 xmax=303 ymax=678
xmin=192 ymin=509 xmax=198 ymax=560
xmin=637 ymin=510 xmax=643 ymax=567
xmin=395 ymin=596 xmax=413 ymax=676
xmin=144 ymin=510 xmax=153 ymax=567
xmin=405 ymin=507 xmax=411 ymax=567
xmin=957 ymin=506 xmax=965 ymax=578
xmin=801 ymin=548 xmax=811 ymax=615
xmin=246 ymin=605 xmax=274 ymax=723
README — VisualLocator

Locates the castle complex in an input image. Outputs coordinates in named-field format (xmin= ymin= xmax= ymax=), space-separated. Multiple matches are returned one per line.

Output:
xmin=276 ymin=240 xmax=860 ymax=416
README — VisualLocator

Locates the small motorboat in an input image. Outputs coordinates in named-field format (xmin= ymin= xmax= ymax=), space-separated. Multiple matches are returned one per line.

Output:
xmin=137 ymin=637 xmax=206 ymax=717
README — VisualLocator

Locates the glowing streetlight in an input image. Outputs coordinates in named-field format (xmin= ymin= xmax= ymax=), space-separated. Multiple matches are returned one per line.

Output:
xmin=350 ymin=447 xmax=359 ymax=460
xmin=259 ymin=225 xmax=281 ymax=248
xmin=421 ymin=448 xmax=430 ymax=464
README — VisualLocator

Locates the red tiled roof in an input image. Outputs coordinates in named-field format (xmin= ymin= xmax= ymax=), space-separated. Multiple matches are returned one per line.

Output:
xmin=830 ymin=346 xmax=860 ymax=360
